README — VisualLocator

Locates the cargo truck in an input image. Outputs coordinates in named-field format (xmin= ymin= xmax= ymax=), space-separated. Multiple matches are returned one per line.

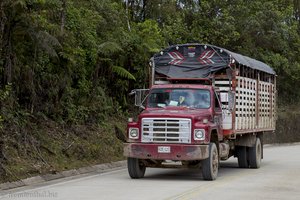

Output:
xmin=123 ymin=44 xmax=276 ymax=180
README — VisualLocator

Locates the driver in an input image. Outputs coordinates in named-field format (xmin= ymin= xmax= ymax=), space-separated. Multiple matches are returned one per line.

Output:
xmin=178 ymin=92 xmax=194 ymax=106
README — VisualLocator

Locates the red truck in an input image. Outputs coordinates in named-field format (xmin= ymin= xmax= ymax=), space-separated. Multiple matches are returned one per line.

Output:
xmin=123 ymin=44 xmax=276 ymax=180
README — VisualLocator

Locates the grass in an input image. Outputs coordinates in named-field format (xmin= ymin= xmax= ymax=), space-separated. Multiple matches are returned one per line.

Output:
xmin=0 ymin=116 xmax=126 ymax=183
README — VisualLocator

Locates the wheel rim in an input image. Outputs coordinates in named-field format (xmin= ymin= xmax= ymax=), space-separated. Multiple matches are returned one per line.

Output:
xmin=212 ymin=148 xmax=218 ymax=174
xmin=256 ymin=140 xmax=261 ymax=163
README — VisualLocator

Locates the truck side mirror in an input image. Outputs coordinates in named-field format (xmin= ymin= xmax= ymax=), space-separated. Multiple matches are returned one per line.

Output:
xmin=130 ymin=89 xmax=149 ymax=109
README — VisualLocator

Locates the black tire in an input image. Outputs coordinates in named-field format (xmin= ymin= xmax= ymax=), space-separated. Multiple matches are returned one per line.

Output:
xmin=237 ymin=146 xmax=249 ymax=168
xmin=127 ymin=157 xmax=146 ymax=179
xmin=248 ymin=137 xmax=262 ymax=169
xmin=202 ymin=143 xmax=219 ymax=181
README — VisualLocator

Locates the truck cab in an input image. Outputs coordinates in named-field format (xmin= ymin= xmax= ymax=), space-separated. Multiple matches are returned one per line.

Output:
xmin=124 ymin=82 xmax=224 ymax=180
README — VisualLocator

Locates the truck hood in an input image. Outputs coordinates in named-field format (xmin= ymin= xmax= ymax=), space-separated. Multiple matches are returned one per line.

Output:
xmin=140 ymin=108 xmax=212 ymax=121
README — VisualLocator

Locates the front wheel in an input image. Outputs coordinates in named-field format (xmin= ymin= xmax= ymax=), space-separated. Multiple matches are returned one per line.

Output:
xmin=127 ymin=157 xmax=146 ymax=179
xmin=202 ymin=143 xmax=219 ymax=181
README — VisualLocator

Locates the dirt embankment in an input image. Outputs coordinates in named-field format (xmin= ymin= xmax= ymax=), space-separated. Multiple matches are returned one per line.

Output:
xmin=0 ymin=118 xmax=125 ymax=183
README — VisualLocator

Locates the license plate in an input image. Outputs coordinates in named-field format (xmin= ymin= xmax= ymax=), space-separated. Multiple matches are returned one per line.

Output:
xmin=158 ymin=146 xmax=171 ymax=153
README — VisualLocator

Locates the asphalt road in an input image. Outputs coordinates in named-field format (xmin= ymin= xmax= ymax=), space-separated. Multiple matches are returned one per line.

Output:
xmin=1 ymin=143 xmax=300 ymax=200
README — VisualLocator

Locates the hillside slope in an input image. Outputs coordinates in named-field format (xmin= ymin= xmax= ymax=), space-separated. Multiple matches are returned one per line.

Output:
xmin=0 ymin=117 xmax=125 ymax=183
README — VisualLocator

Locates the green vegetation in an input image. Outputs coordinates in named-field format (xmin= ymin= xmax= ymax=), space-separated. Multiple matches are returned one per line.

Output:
xmin=1 ymin=0 xmax=300 ymax=182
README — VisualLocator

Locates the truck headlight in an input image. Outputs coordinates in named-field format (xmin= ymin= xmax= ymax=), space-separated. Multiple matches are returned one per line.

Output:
xmin=194 ymin=129 xmax=205 ymax=140
xmin=129 ymin=128 xmax=139 ymax=139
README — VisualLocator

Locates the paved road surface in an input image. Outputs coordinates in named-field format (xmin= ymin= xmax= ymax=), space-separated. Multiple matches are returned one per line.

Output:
xmin=0 ymin=143 xmax=300 ymax=200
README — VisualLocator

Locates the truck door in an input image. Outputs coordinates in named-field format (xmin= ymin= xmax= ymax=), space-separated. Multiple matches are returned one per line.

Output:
xmin=214 ymin=92 xmax=223 ymax=140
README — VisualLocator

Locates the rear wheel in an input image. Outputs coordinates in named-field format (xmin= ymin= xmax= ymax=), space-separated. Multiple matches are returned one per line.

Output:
xmin=248 ymin=137 xmax=262 ymax=168
xmin=202 ymin=143 xmax=219 ymax=180
xmin=127 ymin=158 xmax=146 ymax=179
xmin=237 ymin=146 xmax=249 ymax=168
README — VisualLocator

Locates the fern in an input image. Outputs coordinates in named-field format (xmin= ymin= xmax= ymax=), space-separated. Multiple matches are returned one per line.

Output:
xmin=112 ymin=66 xmax=136 ymax=81
xmin=98 ymin=41 xmax=123 ymax=56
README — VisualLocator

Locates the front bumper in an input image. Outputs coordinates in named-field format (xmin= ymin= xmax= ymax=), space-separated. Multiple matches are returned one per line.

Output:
xmin=123 ymin=143 xmax=209 ymax=161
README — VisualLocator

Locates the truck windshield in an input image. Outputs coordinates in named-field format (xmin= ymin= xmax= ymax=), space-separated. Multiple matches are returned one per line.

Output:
xmin=147 ymin=88 xmax=211 ymax=109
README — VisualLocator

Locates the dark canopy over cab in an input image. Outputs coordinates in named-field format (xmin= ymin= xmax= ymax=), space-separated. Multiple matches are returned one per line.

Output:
xmin=153 ymin=44 xmax=275 ymax=78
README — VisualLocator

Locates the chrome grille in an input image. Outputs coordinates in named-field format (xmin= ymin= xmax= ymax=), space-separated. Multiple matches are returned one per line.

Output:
xmin=141 ymin=118 xmax=191 ymax=143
